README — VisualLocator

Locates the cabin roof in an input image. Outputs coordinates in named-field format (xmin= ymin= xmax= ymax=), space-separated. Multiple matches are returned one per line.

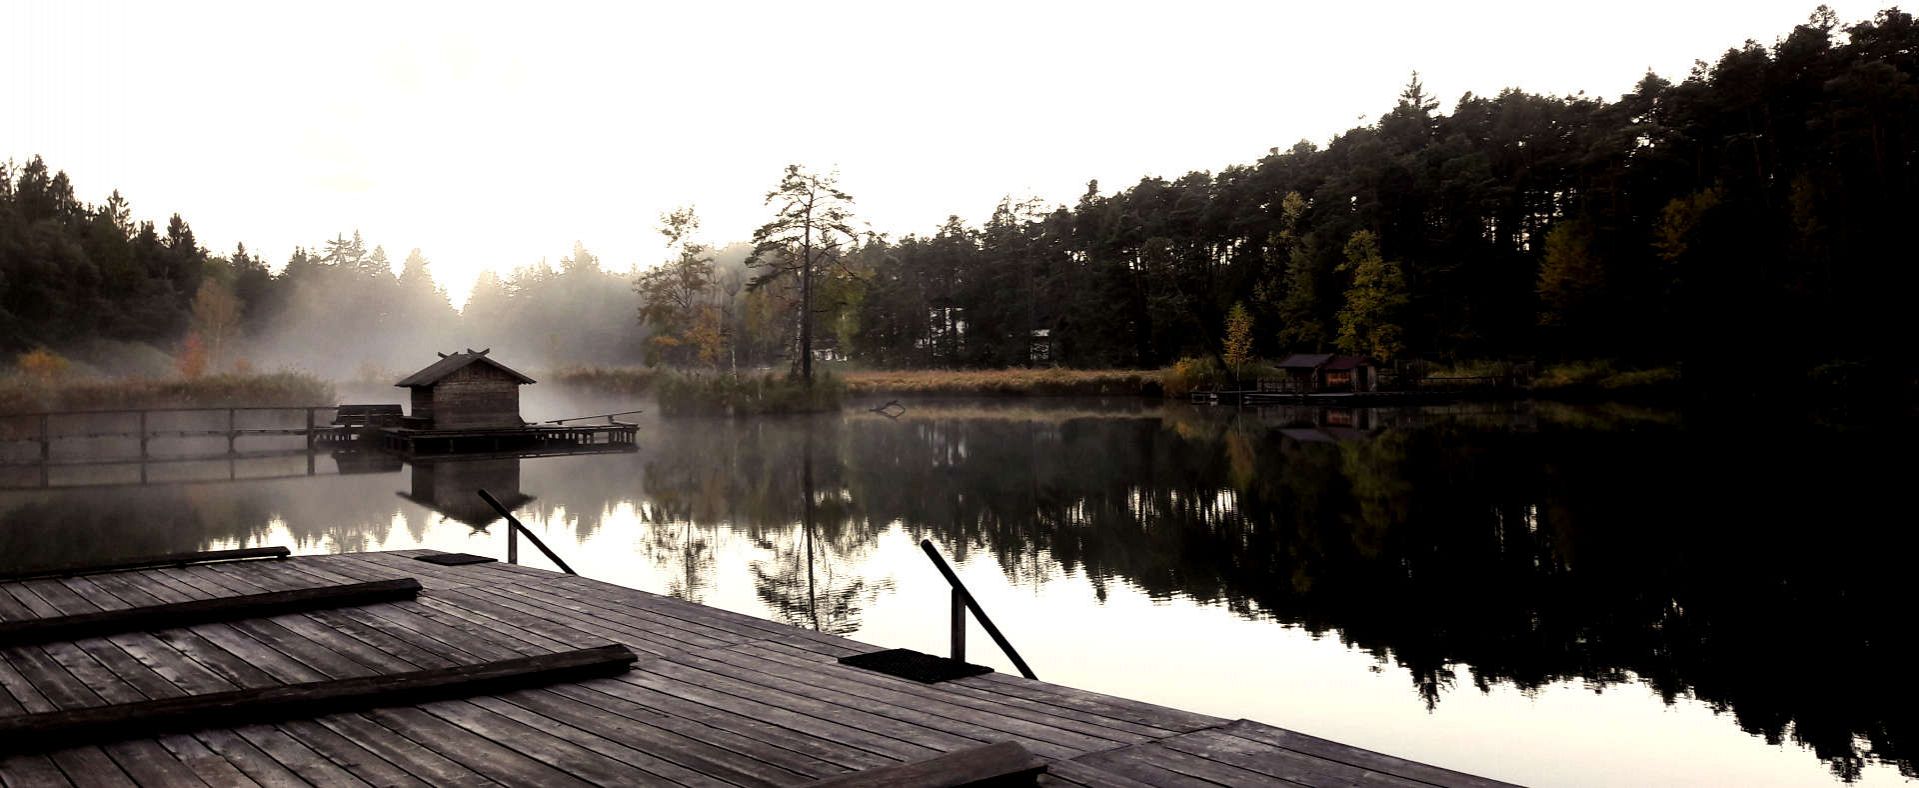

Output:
xmin=1276 ymin=353 xmax=1335 ymax=369
xmin=1322 ymin=355 xmax=1371 ymax=371
xmin=394 ymin=351 xmax=536 ymax=387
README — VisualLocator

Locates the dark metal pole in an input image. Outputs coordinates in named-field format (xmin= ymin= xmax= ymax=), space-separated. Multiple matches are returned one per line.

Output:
xmin=950 ymin=588 xmax=967 ymax=662
xmin=478 ymin=489 xmax=573 ymax=575
xmin=919 ymin=539 xmax=1036 ymax=679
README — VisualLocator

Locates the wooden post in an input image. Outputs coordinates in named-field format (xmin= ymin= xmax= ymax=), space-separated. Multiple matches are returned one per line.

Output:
xmin=507 ymin=523 xmax=519 ymax=565
xmin=305 ymin=408 xmax=316 ymax=452
xmin=138 ymin=411 xmax=148 ymax=459
xmin=39 ymin=414 xmax=50 ymax=463
xmin=226 ymin=408 xmax=237 ymax=455
xmin=950 ymin=588 xmax=967 ymax=662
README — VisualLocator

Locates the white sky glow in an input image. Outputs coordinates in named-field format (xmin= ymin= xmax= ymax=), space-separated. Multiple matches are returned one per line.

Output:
xmin=4 ymin=0 xmax=1844 ymax=306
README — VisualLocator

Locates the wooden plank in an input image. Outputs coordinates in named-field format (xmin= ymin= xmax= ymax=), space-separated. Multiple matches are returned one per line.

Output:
xmin=153 ymin=733 xmax=259 ymax=787
xmin=3 ymin=645 xmax=105 ymax=708
xmin=481 ymin=582 xmax=741 ymax=653
xmin=412 ymin=700 xmax=665 ymax=787
xmin=181 ymin=624 xmax=329 ymax=685
xmin=312 ymin=712 xmax=502 ymax=787
xmin=362 ymin=706 xmax=594 ymax=788
xmin=0 ymin=754 xmax=74 ymax=787
xmin=1158 ymin=729 xmax=1428 ymax=787
xmin=0 ymin=548 xmax=290 ymax=583
xmin=0 ymin=579 xmax=424 ymax=648
xmin=466 ymin=695 xmax=733 ymax=786
xmin=438 ymin=586 xmax=690 ymax=656
xmin=806 ymin=740 xmax=1046 ymax=788
xmin=0 ymin=645 xmax=638 ymax=755
xmin=192 ymin=728 xmax=319 ymax=788
xmin=276 ymin=718 xmax=427 ymax=787
xmin=0 ymin=650 xmax=59 ymax=712
xmin=37 ymin=641 xmax=145 ymax=704
xmin=627 ymin=660 xmax=953 ymax=762
xmin=580 ymin=675 xmax=894 ymax=772
xmin=1070 ymin=745 xmax=1242 ymax=788
xmin=956 ymin=673 xmax=1223 ymax=733
xmin=0 ymin=585 xmax=63 ymax=619
xmin=99 ymin=740 xmax=206 ymax=787
xmin=502 ymin=686 xmax=816 ymax=787
xmin=546 ymin=681 xmax=850 ymax=780
xmin=728 ymin=642 xmax=1147 ymax=750
xmin=671 ymin=650 xmax=1086 ymax=760
xmin=44 ymin=748 xmax=135 ymax=788
xmin=1076 ymin=741 xmax=1292 ymax=787
xmin=413 ymin=594 xmax=591 ymax=655
xmin=1216 ymin=720 xmax=1517 ymax=788
xmin=300 ymin=609 xmax=460 ymax=669
xmin=1038 ymin=758 xmax=1161 ymax=788
xmin=0 ymin=588 xmax=36 ymax=623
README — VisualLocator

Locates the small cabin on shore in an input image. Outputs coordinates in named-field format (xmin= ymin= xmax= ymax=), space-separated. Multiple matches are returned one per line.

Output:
xmin=394 ymin=349 xmax=536 ymax=430
xmin=1273 ymin=353 xmax=1378 ymax=393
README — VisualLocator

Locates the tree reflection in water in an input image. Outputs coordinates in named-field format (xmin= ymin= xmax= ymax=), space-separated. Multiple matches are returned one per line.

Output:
xmin=629 ymin=402 xmax=1916 ymax=782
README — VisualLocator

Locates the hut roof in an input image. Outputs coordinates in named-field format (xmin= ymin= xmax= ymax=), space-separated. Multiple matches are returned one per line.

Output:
xmin=1276 ymin=353 xmax=1335 ymax=369
xmin=1322 ymin=355 xmax=1371 ymax=371
xmin=395 ymin=350 xmax=537 ymax=388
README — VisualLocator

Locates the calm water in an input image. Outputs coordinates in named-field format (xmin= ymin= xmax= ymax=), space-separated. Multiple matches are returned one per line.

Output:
xmin=0 ymin=397 xmax=1912 ymax=787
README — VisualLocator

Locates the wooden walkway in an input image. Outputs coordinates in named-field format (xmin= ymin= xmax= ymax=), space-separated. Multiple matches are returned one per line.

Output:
xmin=0 ymin=550 xmax=1514 ymax=787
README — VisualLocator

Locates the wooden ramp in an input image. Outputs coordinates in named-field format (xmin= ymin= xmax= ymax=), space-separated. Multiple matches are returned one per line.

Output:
xmin=0 ymin=549 xmax=1515 ymax=787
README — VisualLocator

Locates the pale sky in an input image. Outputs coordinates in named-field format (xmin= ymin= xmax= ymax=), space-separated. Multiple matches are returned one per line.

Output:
xmin=4 ymin=0 xmax=1844 ymax=306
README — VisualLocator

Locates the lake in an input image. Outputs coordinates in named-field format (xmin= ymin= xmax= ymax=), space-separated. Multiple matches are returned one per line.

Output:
xmin=0 ymin=396 xmax=1911 ymax=787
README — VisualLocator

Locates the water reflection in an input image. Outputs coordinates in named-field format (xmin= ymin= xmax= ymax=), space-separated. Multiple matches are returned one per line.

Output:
xmin=0 ymin=400 xmax=1909 ymax=783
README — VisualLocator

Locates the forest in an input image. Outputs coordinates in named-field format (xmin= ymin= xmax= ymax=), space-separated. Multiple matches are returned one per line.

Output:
xmin=1 ymin=6 xmax=1913 ymax=402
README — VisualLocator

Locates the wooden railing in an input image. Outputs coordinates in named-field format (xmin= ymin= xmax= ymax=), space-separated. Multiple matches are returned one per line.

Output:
xmin=0 ymin=406 xmax=343 ymax=462
xmin=919 ymin=539 xmax=1037 ymax=679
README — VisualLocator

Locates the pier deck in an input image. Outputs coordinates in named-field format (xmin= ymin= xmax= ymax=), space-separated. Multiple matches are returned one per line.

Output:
xmin=0 ymin=550 xmax=1511 ymax=787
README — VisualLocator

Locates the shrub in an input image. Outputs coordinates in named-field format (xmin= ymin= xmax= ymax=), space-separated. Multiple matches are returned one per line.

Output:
xmin=16 ymin=348 xmax=71 ymax=384
xmin=1160 ymin=357 xmax=1224 ymax=398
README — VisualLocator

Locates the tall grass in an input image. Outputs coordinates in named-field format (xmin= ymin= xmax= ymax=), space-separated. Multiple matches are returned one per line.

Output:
xmin=656 ymin=371 xmax=844 ymax=416
xmin=0 ymin=372 xmax=335 ymax=414
xmin=844 ymin=368 xmax=1161 ymax=397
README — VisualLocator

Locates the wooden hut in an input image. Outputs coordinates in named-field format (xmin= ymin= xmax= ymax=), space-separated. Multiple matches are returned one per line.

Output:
xmin=393 ymin=349 xmax=536 ymax=430
xmin=1274 ymin=353 xmax=1378 ymax=393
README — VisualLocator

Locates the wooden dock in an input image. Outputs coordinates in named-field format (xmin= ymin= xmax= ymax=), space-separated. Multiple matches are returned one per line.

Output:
xmin=0 ymin=549 xmax=1513 ymax=787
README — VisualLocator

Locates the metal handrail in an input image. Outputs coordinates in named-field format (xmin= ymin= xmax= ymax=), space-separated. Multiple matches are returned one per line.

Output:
xmin=919 ymin=539 xmax=1036 ymax=680
xmin=477 ymin=489 xmax=577 ymax=575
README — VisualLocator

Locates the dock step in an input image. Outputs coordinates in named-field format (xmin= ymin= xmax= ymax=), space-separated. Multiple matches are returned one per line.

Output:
xmin=807 ymin=740 xmax=1047 ymax=787
xmin=0 ymin=546 xmax=290 ymax=581
xmin=0 ymin=643 xmax=640 ymax=754
xmin=0 ymin=578 xmax=422 ymax=646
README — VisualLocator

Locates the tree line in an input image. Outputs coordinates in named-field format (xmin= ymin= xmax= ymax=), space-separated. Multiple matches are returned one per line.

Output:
xmin=637 ymin=6 xmax=1919 ymax=400
xmin=4 ymin=6 xmax=1914 ymax=399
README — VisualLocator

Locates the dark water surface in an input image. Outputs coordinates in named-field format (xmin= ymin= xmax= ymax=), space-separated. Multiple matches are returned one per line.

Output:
xmin=0 ymin=398 xmax=1911 ymax=787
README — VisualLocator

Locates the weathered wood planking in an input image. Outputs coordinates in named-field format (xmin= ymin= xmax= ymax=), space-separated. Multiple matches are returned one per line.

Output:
xmin=0 ymin=551 xmax=1516 ymax=787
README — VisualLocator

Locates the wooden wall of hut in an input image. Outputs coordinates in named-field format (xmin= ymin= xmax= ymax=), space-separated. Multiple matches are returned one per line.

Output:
xmin=428 ymin=364 xmax=524 ymax=429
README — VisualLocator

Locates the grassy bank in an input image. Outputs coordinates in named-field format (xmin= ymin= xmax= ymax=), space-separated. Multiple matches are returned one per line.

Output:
xmin=547 ymin=365 xmax=664 ymax=396
xmin=656 ymin=372 xmax=844 ymax=416
xmin=843 ymin=368 xmax=1162 ymax=397
xmin=0 ymin=372 xmax=336 ymax=414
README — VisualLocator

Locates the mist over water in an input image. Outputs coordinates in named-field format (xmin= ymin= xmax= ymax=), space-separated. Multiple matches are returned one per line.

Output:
xmin=0 ymin=398 xmax=1908 ymax=787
